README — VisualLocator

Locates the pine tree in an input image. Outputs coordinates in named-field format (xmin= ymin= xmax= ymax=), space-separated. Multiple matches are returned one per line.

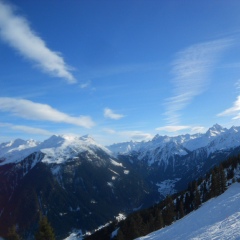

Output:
xmin=116 ymin=229 xmax=125 ymax=240
xmin=194 ymin=182 xmax=201 ymax=209
xmin=35 ymin=215 xmax=55 ymax=240
xmin=201 ymin=180 xmax=208 ymax=202
xmin=210 ymin=170 xmax=218 ymax=197
xmin=6 ymin=226 xmax=21 ymax=240
xmin=155 ymin=210 xmax=164 ymax=229
xmin=179 ymin=201 xmax=185 ymax=219
xmin=219 ymin=164 xmax=227 ymax=194
xmin=184 ymin=192 xmax=191 ymax=213
xmin=163 ymin=196 xmax=175 ymax=226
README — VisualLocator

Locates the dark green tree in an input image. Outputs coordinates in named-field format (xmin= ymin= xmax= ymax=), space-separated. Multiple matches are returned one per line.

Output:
xmin=154 ymin=210 xmax=164 ymax=230
xmin=35 ymin=215 xmax=55 ymax=240
xmin=210 ymin=169 xmax=218 ymax=197
xmin=179 ymin=201 xmax=185 ymax=219
xmin=219 ymin=164 xmax=227 ymax=194
xmin=194 ymin=182 xmax=201 ymax=209
xmin=6 ymin=226 xmax=21 ymax=240
xmin=116 ymin=229 xmax=125 ymax=240
xmin=163 ymin=196 xmax=175 ymax=226
xmin=184 ymin=192 xmax=191 ymax=213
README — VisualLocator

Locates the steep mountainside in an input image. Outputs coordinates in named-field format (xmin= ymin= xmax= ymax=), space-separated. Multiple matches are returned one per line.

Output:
xmin=108 ymin=124 xmax=240 ymax=193
xmin=0 ymin=135 xmax=158 ymax=239
xmin=86 ymin=154 xmax=240 ymax=240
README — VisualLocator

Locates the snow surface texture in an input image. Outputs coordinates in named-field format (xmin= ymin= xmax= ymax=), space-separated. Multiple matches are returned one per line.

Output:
xmin=137 ymin=183 xmax=240 ymax=240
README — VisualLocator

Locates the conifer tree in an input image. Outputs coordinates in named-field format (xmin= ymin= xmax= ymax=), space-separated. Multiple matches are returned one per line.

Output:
xmin=179 ymin=201 xmax=185 ymax=219
xmin=163 ymin=196 xmax=175 ymax=225
xmin=35 ymin=215 xmax=55 ymax=240
xmin=210 ymin=170 xmax=218 ymax=197
xmin=155 ymin=210 xmax=164 ymax=229
xmin=184 ymin=192 xmax=191 ymax=213
xmin=194 ymin=182 xmax=201 ymax=209
xmin=116 ymin=229 xmax=125 ymax=240
xmin=219 ymin=164 xmax=227 ymax=194
xmin=6 ymin=226 xmax=21 ymax=240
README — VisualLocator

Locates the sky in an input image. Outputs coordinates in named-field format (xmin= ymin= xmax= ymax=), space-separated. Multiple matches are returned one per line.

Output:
xmin=1 ymin=0 xmax=240 ymax=145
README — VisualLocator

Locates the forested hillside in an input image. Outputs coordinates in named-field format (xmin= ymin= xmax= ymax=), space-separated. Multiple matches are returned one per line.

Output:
xmin=86 ymin=154 xmax=240 ymax=240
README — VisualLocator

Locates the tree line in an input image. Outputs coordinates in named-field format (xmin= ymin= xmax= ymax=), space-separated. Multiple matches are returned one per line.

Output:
xmin=6 ymin=215 xmax=55 ymax=240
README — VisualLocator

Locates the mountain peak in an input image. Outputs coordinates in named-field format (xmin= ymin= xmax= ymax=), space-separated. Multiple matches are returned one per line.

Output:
xmin=211 ymin=123 xmax=224 ymax=130
xmin=206 ymin=124 xmax=226 ymax=137
xmin=79 ymin=134 xmax=95 ymax=142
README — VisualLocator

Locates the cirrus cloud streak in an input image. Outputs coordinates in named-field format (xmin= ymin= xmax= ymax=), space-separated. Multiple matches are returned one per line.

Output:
xmin=0 ymin=122 xmax=53 ymax=136
xmin=156 ymin=125 xmax=206 ymax=133
xmin=218 ymin=96 xmax=240 ymax=119
xmin=0 ymin=0 xmax=75 ymax=83
xmin=103 ymin=128 xmax=153 ymax=141
xmin=165 ymin=38 xmax=232 ymax=125
xmin=0 ymin=97 xmax=95 ymax=128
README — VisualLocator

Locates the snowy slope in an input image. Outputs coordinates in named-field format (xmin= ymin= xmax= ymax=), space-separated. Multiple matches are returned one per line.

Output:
xmin=137 ymin=183 xmax=240 ymax=240
xmin=0 ymin=138 xmax=40 ymax=165
xmin=39 ymin=134 xmax=111 ymax=164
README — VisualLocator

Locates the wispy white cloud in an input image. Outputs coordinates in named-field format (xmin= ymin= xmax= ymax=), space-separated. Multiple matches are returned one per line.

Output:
xmin=0 ymin=122 xmax=53 ymax=135
xmin=218 ymin=95 xmax=240 ymax=119
xmin=103 ymin=128 xmax=153 ymax=141
xmin=165 ymin=39 xmax=232 ymax=125
xmin=155 ymin=125 xmax=206 ymax=133
xmin=156 ymin=125 xmax=190 ymax=132
xmin=121 ymin=131 xmax=153 ymax=141
xmin=190 ymin=126 xmax=206 ymax=133
xmin=103 ymin=128 xmax=117 ymax=134
xmin=0 ymin=97 xmax=95 ymax=128
xmin=104 ymin=108 xmax=124 ymax=120
xmin=0 ymin=1 xmax=76 ymax=83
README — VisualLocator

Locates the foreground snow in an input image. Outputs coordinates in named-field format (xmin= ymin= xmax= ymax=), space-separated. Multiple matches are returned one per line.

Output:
xmin=137 ymin=183 xmax=240 ymax=240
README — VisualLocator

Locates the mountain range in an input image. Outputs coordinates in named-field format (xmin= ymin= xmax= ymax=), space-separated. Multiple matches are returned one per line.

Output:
xmin=0 ymin=124 xmax=240 ymax=239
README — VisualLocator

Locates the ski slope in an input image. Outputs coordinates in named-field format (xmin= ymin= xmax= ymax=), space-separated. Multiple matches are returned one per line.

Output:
xmin=137 ymin=183 xmax=240 ymax=240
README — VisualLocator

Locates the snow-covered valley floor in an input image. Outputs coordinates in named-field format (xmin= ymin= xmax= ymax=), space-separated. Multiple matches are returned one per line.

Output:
xmin=137 ymin=183 xmax=240 ymax=240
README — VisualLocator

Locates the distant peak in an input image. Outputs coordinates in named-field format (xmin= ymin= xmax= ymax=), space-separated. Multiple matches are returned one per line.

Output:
xmin=6 ymin=138 xmax=26 ymax=148
xmin=211 ymin=123 xmax=223 ymax=130
xmin=206 ymin=124 xmax=226 ymax=137
xmin=80 ymin=134 xmax=95 ymax=142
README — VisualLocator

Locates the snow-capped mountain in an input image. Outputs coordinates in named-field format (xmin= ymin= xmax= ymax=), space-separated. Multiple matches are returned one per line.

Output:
xmin=107 ymin=124 xmax=240 ymax=197
xmin=0 ymin=138 xmax=40 ymax=164
xmin=0 ymin=134 xmax=111 ymax=166
xmin=108 ymin=124 xmax=240 ymax=166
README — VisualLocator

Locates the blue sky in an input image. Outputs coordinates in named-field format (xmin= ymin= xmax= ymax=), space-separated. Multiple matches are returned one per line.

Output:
xmin=1 ymin=0 xmax=240 ymax=145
